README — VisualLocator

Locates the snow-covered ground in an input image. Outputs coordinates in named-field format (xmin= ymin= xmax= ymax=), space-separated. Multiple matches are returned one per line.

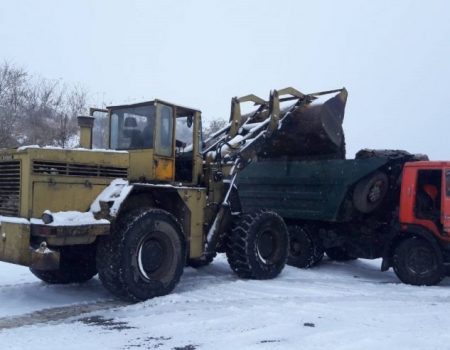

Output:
xmin=1 ymin=255 xmax=450 ymax=350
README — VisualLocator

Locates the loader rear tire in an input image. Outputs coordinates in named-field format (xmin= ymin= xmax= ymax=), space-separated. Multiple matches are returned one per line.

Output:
xmin=325 ymin=246 xmax=357 ymax=261
xmin=30 ymin=244 xmax=97 ymax=284
xmin=287 ymin=225 xmax=324 ymax=268
xmin=226 ymin=210 xmax=288 ymax=279
xmin=97 ymin=208 xmax=186 ymax=302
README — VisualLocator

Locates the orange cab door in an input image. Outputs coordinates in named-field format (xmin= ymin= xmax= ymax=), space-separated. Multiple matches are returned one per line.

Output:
xmin=399 ymin=166 xmax=416 ymax=224
xmin=443 ymin=169 xmax=450 ymax=233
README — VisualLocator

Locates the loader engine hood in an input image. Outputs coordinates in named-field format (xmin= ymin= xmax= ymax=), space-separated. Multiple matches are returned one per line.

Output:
xmin=0 ymin=146 xmax=129 ymax=219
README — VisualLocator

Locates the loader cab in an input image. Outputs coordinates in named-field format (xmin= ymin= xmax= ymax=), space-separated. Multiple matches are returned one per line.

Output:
xmin=107 ymin=100 xmax=203 ymax=184
xmin=399 ymin=162 xmax=450 ymax=238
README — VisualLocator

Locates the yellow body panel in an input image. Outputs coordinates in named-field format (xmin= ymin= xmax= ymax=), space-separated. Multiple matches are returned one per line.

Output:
xmin=176 ymin=187 xmax=206 ymax=258
xmin=0 ymin=221 xmax=31 ymax=266
xmin=128 ymin=149 xmax=154 ymax=180
xmin=22 ymin=148 xmax=129 ymax=167
xmin=32 ymin=181 xmax=107 ymax=217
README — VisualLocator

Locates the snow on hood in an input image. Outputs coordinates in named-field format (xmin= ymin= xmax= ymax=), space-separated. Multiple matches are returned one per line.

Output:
xmin=0 ymin=216 xmax=30 ymax=225
xmin=17 ymin=145 xmax=128 ymax=154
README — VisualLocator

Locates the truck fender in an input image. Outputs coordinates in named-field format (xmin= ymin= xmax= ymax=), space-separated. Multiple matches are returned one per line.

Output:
xmin=90 ymin=179 xmax=134 ymax=219
xmin=381 ymin=226 xmax=443 ymax=271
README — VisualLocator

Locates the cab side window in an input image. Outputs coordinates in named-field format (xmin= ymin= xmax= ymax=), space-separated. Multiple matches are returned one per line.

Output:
xmin=155 ymin=105 xmax=173 ymax=157
xmin=415 ymin=170 xmax=442 ymax=221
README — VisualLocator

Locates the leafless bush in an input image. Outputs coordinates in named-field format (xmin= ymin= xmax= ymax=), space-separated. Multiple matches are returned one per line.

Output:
xmin=0 ymin=62 xmax=88 ymax=149
xmin=203 ymin=118 xmax=228 ymax=140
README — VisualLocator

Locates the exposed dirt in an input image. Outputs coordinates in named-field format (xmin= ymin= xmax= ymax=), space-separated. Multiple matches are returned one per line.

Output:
xmin=0 ymin=300 xmax=128 ymax=330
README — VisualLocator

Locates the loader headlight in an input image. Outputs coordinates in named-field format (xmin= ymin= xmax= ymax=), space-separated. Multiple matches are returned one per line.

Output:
xmin=41 ymin=212 xmax=54 ymax=224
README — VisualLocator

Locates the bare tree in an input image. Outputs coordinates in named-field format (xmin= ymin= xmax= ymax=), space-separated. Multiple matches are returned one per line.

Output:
xmin=203 ymin=118 xmax=228 ymax=140
xmin=0 ymin=62 xmax=89 ymax=149
xmin=0 ymin=63 xmax=28 ymax=148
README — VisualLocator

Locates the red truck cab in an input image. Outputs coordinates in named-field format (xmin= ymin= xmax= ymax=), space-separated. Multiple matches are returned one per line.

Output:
xmin=399 ymin=161 xmax=450 ymax=238
xmin=389 ymin=161 xmax=450 ymax=285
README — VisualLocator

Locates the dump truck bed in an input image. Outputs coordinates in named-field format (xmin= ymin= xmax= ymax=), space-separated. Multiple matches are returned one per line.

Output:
xmin=236 ymin=158 xmax=390 ymax=222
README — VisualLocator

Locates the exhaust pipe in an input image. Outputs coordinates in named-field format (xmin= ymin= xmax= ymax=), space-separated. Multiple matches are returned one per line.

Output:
xmin=77 ymin=116 xmax=95 ymax=149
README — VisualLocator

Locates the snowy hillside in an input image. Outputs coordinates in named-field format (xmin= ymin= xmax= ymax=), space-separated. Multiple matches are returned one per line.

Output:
xmin=1 ymin=255 xmax=450 ymax=350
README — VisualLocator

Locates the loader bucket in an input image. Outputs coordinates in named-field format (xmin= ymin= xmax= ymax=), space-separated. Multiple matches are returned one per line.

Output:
xmin=259 ymin=89 xmax=348 ymax=160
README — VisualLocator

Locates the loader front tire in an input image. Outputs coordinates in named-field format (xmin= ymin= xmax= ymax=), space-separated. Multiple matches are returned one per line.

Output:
xmin=97 ymin=208 xmax=186 ymax=302
xmin=226 ymin=210 xmax=288 ymax=279
xmin=30 ymin=244 xmax=97 ymax=284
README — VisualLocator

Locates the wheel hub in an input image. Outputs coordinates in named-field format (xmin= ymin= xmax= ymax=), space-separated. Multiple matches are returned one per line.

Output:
xmin=407 ymin=247 xmax=435 ymax=276
xmin=290 ymin=239 xmax=302 ymax=256
xmin=139 ymin=238 xmax=164 ymax=276
xmin=257 ymin=230 xmax=276 ymax=262
xmin=368 ymin=180 xmax=384 ymax=203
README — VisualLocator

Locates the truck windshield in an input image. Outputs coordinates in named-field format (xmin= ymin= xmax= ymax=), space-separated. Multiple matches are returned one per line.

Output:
xmin=110 ymin=105 xmax=156 ymax=150
xmin=447 ymin=171 xmax=450 ymax=197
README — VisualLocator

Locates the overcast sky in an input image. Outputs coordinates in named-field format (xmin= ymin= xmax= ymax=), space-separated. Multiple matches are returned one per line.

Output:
xmin=1 ymin=1 xmax=449 ymax=159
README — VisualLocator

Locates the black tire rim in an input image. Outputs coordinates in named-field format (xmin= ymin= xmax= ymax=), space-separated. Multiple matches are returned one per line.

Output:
xmin=405 ymin=245 xmax=436 ymax=277
xmin=257 ymin=229 xmax=277 ymax=264
xmin=136 ymin=232 xmax=171 ymax=282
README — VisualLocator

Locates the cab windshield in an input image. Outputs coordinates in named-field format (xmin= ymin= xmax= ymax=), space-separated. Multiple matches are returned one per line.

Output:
xmin=110 ymin=105 xmax=156 ymax=150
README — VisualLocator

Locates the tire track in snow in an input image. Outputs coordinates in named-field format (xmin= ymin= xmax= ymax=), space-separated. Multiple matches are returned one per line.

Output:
xmin=0 ymin=282 xmax=38 ymax=291
xmin=0 ymin=300 xmax=129 ymax=331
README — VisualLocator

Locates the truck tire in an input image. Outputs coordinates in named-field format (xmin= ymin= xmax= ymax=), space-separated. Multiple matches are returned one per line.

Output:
xmin=287 ymin=225 xmax=324 ymax=268
xmin=353 ymin=171 xmax=388 ymax=214
xmin=393 ymin=237 xmax=444 ymax=286
xmin=325 ymin=246 xmax=357 ymax=261
xmin=97 ymin=208 xmax=186 ymax=302
xmin=30 ymin=244 xmax=97 ymax=284
xmin=226 ymin=210 xmax=288 ymax=279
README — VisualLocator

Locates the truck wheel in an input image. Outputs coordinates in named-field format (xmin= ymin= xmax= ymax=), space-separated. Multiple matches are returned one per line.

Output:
xmin=353 ymin=171 xmax=388 ymax=213
xmin=30 ymin=244 xmax=97 ymax=284
xmin=97 ymin=208 xmax=186 ymax=302
xmin=226 ymin=210 xmax=288 ymax=279
xmin=287 ymin=225 xmax=324 ymax=268
xmin=325 ymin=246 xmax=357 ymax=261
xmin=393 ymin=237 xmax=444 ymax=286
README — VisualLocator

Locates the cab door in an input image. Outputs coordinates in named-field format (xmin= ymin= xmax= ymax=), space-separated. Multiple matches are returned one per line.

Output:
xmin=443 ymin=169 xmax=450 ymax=233
xmin=154 ymin=103 xmax=175 ymax=182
